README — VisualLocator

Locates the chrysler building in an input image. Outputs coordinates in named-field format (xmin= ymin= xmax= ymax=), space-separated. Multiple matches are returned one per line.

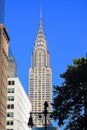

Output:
xmin=28 ymin=15 xmax=52 ymax=127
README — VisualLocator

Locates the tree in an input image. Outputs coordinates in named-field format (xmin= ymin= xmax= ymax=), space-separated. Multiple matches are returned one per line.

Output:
xmin=52 ymin=58 xmax=87 ymax=130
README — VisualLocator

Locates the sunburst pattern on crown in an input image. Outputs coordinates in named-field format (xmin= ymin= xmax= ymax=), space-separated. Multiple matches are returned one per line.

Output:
xmin=34 ymin=18 xmax=48 ymax=51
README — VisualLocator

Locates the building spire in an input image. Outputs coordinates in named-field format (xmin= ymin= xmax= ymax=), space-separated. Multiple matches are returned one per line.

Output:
xmin=37 ymin=3 xmax=44 ymax=37
xmin=40 ymin=3 xmax=42 ymax=19
xmin=34 ymin=2 xmax=48 ymax=50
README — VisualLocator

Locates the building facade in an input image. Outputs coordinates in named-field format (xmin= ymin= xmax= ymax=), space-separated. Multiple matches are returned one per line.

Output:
xmin=6 ymin=77 xmax=31 ymax=130
xmin=8 ymin=56 xmax=17 ymax=78
xmin=0 ymin=24 xmax=9 ymax=130
xmin=29 ymin=18 xmax=52 ymax=127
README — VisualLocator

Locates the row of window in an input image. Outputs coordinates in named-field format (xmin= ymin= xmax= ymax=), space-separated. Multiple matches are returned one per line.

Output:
xmin=7 ymin=120 xmax=14 ymax=125
xmin=7 ymin=129 xmax=13 ymax=130
xmin=8 ymin=96 xmax=14 ymax=101
xmin=8 ymin=88 xmax=14 ymax=93
xmin=8 ymin=80 xmax=15 ymax=85
xmin=7 ymin=112 xmax=14 ymax=117
xmin=7 ymin=104 xmax=14 ymax=109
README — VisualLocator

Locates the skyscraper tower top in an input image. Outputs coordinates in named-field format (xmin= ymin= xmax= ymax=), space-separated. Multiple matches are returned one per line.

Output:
xmin=34 ymin=17 xmax=47 ymax=51
xmin=34 ymin=6 xmax=48 ymax=53
xmin=0 ymin=0 xmax=5 ymax=24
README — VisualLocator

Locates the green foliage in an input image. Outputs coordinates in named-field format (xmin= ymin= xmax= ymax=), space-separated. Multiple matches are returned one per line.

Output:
xmin=52 ymin=58 xmax=87 ymax=129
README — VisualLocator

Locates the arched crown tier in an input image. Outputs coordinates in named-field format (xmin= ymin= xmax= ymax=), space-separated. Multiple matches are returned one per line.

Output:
xmin=34 ymin=18 xmax=48 ymax=51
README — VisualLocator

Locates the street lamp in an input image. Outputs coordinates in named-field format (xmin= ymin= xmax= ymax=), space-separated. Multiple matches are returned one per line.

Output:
xmin=28 ymin=101 xmax=52 ymax=130
xmin=28 ymin=112 xmax=34 ymax=128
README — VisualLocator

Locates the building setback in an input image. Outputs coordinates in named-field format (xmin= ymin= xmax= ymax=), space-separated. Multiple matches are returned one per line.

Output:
xmin=28 ymin=17 xmax=52 ymax=127
xmin=0 ymin=24 xmax=9 ymax=130
xmin=8 ymin=56 xmax=17 ymax=78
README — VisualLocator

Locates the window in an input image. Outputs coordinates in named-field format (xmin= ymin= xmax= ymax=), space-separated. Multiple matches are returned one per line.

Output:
xmin=8 ymin=88 xmax=10 ymax=93
xmin=7 ymin=105 xmax=10 ymax=109
xmin=12 ymin=81 xmax=15 ymax=85
xmin=8 ymin=88 xmax=14 ymax=93
xmin=8 ymin=80 xmax=15 ymax=85
xmin=11 ymin=121 xmax=14 ymax=125
xmin=7 ymin=104 xmax=14 ymax=109
xmin=8 ymin=96 xmax=14 ymax=101
xmin=12 ymin=88 xmax=14 ymax=93
xmin=6 ymin=121 xmax=14 ymax=126
xmin=7 ymin=113 xmax=10 ymax=117
xmin=11 ymin=104 xmax=14 ymax=109
xmin=7 ymin=112 xmax=14 ymax=117
xmin=7 ymin=121 xmax=10 ymax=125
xmin=8 ymin=81 xmax=11 ymax=85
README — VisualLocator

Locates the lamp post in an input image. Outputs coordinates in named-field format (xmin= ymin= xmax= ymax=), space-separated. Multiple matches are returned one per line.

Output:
xmin=44 ymin=101 xmax=49 ymax=130
xmin=28 ymin=101 xmax=52 ymax=130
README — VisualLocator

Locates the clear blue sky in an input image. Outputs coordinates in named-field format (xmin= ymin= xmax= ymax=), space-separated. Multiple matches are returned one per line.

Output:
xmin=5 ymin=0 xmax=87 ymax=128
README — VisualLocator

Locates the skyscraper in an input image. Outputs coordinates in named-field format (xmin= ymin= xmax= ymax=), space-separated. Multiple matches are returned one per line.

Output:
xmin=29 ymin=16 xmax=52 ymax=127
xmin=0 ymin=24 xmax=10 ymax=130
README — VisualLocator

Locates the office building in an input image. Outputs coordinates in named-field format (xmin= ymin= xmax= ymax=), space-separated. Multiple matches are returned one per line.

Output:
xmin=0 ymin=24 xmax=9 ymax=130
xmin=6 ymin=77 xmax=31 ymax=130
xmin=29 ymin=16 xmax=52 ymax=127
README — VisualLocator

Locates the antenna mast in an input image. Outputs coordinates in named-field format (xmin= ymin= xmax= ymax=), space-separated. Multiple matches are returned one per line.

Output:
xmin=40 ymin=1 xmax=42 ymax=19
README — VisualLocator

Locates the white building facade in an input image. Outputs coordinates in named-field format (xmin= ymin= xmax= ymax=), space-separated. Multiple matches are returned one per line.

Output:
xmin=6 ymin=77 xmax=31 ymax=130
xmin=29 ymin=17 xmax=52 ymax=127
